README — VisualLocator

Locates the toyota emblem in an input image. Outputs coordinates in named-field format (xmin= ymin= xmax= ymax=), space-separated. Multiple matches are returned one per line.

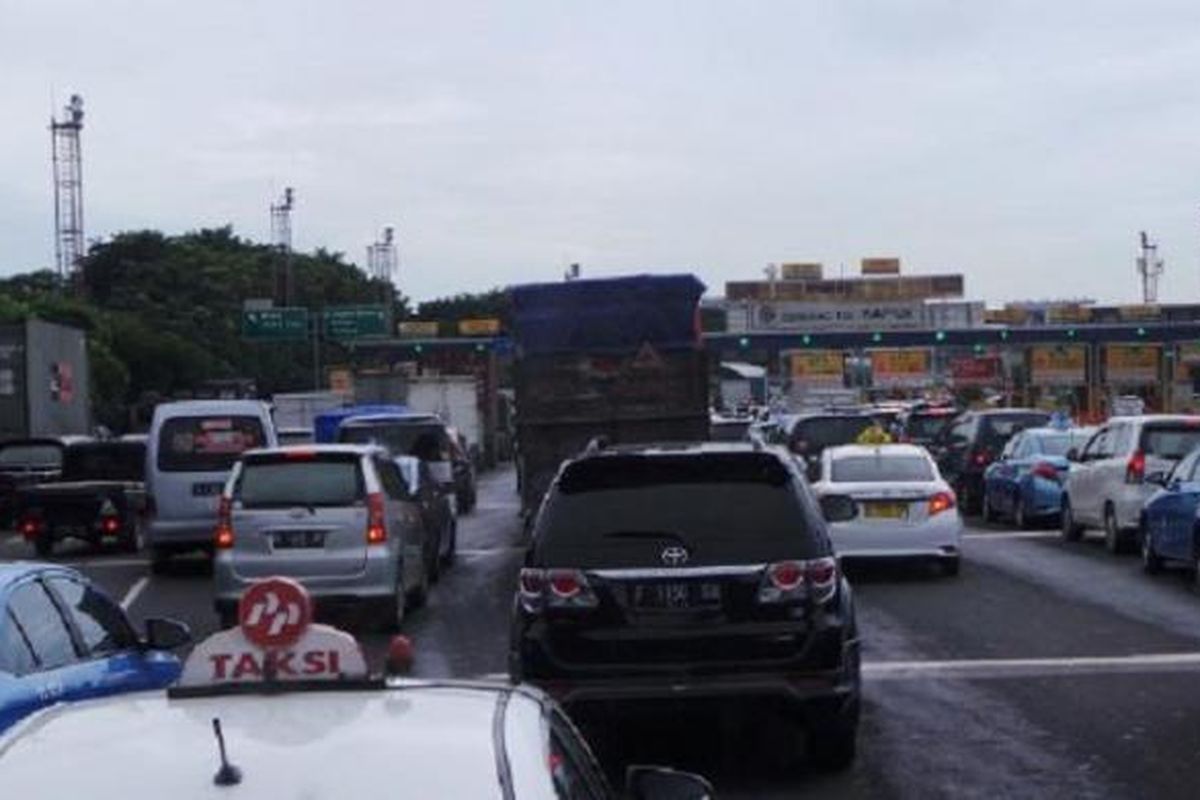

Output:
xmin=660 ymin=546 xmax=689 ymax=567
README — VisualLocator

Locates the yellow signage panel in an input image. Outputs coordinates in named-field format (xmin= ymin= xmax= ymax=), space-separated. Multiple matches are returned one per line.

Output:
xmin=870 ymin=348 xmax=930 ymax=387
xmin=789 ymin=350 xmax=844 ymax=386
xmin=780 ymin=262 xmax=823 ymax=281
xmin=1046 ymin=305 xmax=1092 ymax=324
xmin=1030 ymin=345 xmax=1086 ymax=386
xmin=861 ymin=257 xmax=901 ymax=276
xmin=458 ymin=318 xmax=501 ymax=336
xmin=1118 ymin=304 xmax=1161 ymax=321
xmin=1106 ymin=344 xmax=1159 ymax=383
xmin=397 ymin=320 xmax=439 ymax=338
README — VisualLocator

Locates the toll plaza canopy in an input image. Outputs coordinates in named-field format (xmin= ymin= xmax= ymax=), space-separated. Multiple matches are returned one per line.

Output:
xmin=510 ymin=274 xmax=705 ymax=355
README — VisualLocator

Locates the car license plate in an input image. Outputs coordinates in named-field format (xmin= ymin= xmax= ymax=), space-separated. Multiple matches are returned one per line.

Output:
xmin=630 ymin=581 xmax=721 ymax=611
xmin=273 ymin=530 xmax=326 ymax=549
xmin=863 ymin=502 xmax=907 ymax=519
xmin=191 ymin=482 xmax=225 ymax=497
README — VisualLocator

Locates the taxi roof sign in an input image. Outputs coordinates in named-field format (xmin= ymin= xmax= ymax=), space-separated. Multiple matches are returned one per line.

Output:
xmin=177 ymin=578 xmax=368 ymax=690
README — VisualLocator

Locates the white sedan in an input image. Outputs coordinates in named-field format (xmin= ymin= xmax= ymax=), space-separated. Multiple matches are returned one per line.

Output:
xmin=811 ymin=444 xmax=963 ymax=575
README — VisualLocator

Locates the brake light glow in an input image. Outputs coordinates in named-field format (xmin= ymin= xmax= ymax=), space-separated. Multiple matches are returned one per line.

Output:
xmin=758 ymin=557 xmax=839 ymax=605
xmin=366 ymin=492 xmax=387 ymax=544
xmin=213 ymin=496 xmax=234 ymax=549
xmin=1031 ymin=462 xmax=1060 ymax=482
xmin=18 ymin=515 xmax=41 ymax=540
xmin=971 ymin=448 xmax=993 ymax=468
xmin=928 ymin=491 xmax=956 ymax=516
xmin=283 ymin=450 xmax=317 ymax=460
xmin=517 ymin=568 xmax=598 ymax=613
xmin=100 ymin=516 xmax=121 ymax=535
xmin=1126 ymin=450 xmax=1146 ymax=484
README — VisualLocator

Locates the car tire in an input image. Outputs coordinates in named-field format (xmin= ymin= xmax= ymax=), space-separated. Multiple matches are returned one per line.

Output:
xmin=118 ymin=522 xmax=142 ymax=554
xmin=981 ymin=490 xmax=995 ymax=523
xmin=1141 ymin=527 xmax=1163 ymax=575
xmin=441 ymin=522 xmax=457 ymax=568
xmin=1104 ymin=504 xmax=1131 ymax=555
xmin=406 ymin=565 xmax=429 ymax=611
xmin=150 ymin=546 xmax=171 ymax=575
xmin=33 ymin=534 xmax=53 ymax=559
xmin=806 ymin=704 xmax=859 ymax=772
xmin=375 ymin=580 xmax=406 ymax=633
xmin=1060 ymin=499 xmax=1083 ymax=542
xmin=940 ymin=556 xmax=961 ymax=577
xmin=217 ymin=605 xmax=238 ymax=629
xmin=1013 ymin=496 xmax=1028 ymax=531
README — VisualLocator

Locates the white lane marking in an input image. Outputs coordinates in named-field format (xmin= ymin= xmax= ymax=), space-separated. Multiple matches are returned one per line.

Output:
xmin=457 ymin=547 xmax=526 ymax=557
xmin=120 ymin=576 xmax=150 ymax=611
xmin=962 ymin=531 xmax=1060 ymax=541
xmin=864 ymin=652 xmax=1200 ymax=680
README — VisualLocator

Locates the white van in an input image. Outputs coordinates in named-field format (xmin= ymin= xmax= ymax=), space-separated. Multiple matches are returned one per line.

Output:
xmin=145 ymin=400 xmax=276 ymax=571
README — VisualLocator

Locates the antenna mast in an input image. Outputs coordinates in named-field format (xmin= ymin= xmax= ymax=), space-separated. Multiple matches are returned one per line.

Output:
xmin=50 ymin=94 xmax=86 ymax=292
xmin=366 ymin=225 xmax=398 ymax=305
xmin=270 ymin=187 xmax=295 ymax=305
xmin=1136 ymin=230 xmax=1164 ymax=304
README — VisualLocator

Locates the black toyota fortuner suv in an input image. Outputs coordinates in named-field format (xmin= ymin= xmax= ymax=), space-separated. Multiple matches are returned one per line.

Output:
xmin=509 ymin=442 xmax=862 ymax=771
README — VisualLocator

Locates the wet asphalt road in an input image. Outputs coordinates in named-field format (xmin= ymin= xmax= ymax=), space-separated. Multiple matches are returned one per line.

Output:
xmin=5 ymin=466 xmax=1200 ymax=798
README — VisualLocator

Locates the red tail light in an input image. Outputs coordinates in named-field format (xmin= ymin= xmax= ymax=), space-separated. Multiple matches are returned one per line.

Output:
xmin=213 ymin=496 xmax=234 ymax=549
xmin=971 ymin=448 xmax=993 ymax=468
xmin=517 ymin=568 xmax=598 ymax=613
xmin=366 ymin=492 xmax=387 ymax=544
xmin=928 ymin=491 xmax=956 ymax=516
xmin=19 ymin=515 xmax=41 ymax=541
xmin=100 ymin=516 xmax=121 ymax=535
xmin=1126 ymin=450 xmax=1145 ymax=484
xmin=1031 ymin=462 xmax=1060 ymax=482
xmin=758 ymin=557 xmax=839 ymax=604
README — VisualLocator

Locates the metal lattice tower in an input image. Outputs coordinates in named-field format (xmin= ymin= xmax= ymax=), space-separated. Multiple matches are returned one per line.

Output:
xmin=50 ymin=94 xmax=85 ymax=286
xmin=1137 ymin=230 xmax=1164 ymax=304
xmin=270 ymin=187 xmax=295 ymax=305
xmin=366 ymin=225 xmax=397 ymax=287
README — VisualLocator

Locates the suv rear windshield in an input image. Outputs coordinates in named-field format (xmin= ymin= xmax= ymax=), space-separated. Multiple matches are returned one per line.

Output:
xmin=62 ymin=443 xmax=145 ymax=481
xmin=236 ymin=454 xmax=364 ymax=508
xmin=831 ymin=455 xmax=934 ymax=483
xmin=157 ymin=416 xmax=267 ymax=473
xmin=980 ymin=414 xmax=1050 ymax=448
xmin=905 ymin=414 xmax=954 ymax=440
xmin=790 ymin=416 xmax=873 ymax=451
xmin=1140 ymin=424 xmax=1200 ymax=460
xmin=534 ymin=453 xmax=821 ymax=567
xmin=0 ymin=444 xmax=63 ymax=470
xmin=338 ymin=421 xmax=449 ymax=460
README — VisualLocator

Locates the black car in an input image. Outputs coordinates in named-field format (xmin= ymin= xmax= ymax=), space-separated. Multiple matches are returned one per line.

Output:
xmin=933 ymin=408 xmax=1051 ymax=513
xmin=900 ymin=407 xmax=959 ymax=446
xmin=509 ymin=442 xmax=862 ymax=771
xmin=0 ymin=438 xmax=77 ymax=529
xmin=783 ymin=412 xmax=876 ymax=476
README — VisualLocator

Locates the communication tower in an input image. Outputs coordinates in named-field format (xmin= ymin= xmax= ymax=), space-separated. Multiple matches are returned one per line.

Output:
xmin=366 ymin=226 xmax=398 ymax=304
xmin=1137 ymin=230 xmax=1164 ymax=304
xmin=50 ymin=94 xmax=86 ymax=287
xmin=270 ymin=187 xmax=295 ymax=305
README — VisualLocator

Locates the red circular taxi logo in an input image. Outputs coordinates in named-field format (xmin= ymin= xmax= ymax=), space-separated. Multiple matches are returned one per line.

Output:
xmin=238 ymin=577 xmax=313 ymax=650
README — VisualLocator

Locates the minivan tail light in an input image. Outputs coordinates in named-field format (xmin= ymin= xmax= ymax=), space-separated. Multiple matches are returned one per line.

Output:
xmin=517 ymin=568 xmax=598 ymax=613
xmin=214 ymin=496 xmax=234 ymax=549
xmin=758 ymin=557 xmax=839 ymax=605
xmin=928 ymin=491 xmax=956 ymax=516
xmin=1126 ymin=450 xmax=1146 ymax=484
xmin=366 ymin=492 xmax=387 ymax=544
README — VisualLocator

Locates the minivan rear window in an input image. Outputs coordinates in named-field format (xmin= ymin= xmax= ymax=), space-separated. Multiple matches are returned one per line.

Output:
xmin=536 ymin=454 xmax=820 ymax=567
xmin=236 ymin=455 xmax=364 ymax=508
xmin=157 ymin=416 xmax=266 ymax=473
xmin=1140 ymin=424 xmax=1200 ymax=460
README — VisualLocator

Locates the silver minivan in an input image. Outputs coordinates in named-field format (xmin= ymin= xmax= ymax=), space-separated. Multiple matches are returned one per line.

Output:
xmin=145 ymin=400 xmax=276 ymax=572
xmin=212 ymin=444 xmax=429 ymax=632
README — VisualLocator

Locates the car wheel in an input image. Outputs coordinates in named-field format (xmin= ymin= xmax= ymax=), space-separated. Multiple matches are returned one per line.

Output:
xmin=150 ymin=546 xmax=171 ymax=575
xmin=806 ymin=703 xmax=859 ymax=772
xmin=1060 ymin=499 xmax=1082 ymax=542
xmin=1014 ymin=497 xmax=1028 ymax=531
xmin=1141 ymin=527 xmax=1163 ymax=574
xmin=406 ymin=563 xmax=429 ymax=611
xmin=33 ymin=534 xmax=53 ymax=559
xmin=940 ymin=556 xmax=961 ymax=577
xmin=375 ymin=579 xmax=406 ymax=633
xmin=981 ymin=490 xmax=995 ymax=523
xmin=1104 ymin=504 xmax=1130 ymax=554
xmin=118 ymin=521 xmax=142 ymax=554
xmin=441 ymin=522 xmax=457 ymax=568
xmin=427 ymin=535 xmax=442 ymax=585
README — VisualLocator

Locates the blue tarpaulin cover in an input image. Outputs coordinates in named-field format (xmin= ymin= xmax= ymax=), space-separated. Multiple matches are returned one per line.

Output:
xmin=510 ymin=274 xmax=705 ymax=356
xmin=313 ymin=404 xmax=409 ymax=443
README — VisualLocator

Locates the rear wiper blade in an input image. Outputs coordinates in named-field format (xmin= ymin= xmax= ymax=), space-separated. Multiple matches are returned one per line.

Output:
xmin=602 ymin=530 xmax=692 ymax=548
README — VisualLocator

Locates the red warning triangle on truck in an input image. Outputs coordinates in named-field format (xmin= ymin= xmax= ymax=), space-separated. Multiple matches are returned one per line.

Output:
xmin=630 ymin=341 xmax=666 ymax=370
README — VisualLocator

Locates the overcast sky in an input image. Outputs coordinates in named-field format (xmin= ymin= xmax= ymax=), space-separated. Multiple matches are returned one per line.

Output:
xmin=5 ymin=1 xmax=1200 ymax=305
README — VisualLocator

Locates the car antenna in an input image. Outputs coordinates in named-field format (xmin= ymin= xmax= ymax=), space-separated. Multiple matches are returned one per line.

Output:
xmin=211 ymin=717 xmax=243 ymax=787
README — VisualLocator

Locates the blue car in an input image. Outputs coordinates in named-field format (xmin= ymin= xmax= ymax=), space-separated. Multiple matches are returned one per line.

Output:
xmin=982 ymin=427 xmax=1094 ymax=529
xmin=0 ymin=562 xmax=190 ymax=732
xmin=1140 ymin=446 xmax=1200 ymax=578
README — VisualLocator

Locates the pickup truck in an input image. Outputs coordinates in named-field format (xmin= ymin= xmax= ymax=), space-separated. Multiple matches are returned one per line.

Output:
xmin=0 ymin=437 xmax=86 ymax=529
xmin=15 ymin=440 xmax=147 ymax=556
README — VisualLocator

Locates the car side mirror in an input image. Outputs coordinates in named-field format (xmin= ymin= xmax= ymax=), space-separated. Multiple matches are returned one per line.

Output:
xmin=626 ymin=765 xmax=714 ymax=800
xmin=806 ymin=460 xmax=821 ymax=483
xmin=1145 ymin=471 xmax=1169 ymax=488
xmin=143 ymin=617 xmax=192 ymax=650
xmin=820 ymin=494 xmax=857 ymax=523
xmin=1066 ymin=448 xmax=1080 ymax=462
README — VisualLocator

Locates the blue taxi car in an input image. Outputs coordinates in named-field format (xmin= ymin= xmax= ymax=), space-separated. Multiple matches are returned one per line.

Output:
xmin=982 ymin=427 xmax=1093 ymax=528
xmin=0 ymin=562 xmax=190 ymax=732
xmin=1140 ymin=445 xmax=1200 ymax=577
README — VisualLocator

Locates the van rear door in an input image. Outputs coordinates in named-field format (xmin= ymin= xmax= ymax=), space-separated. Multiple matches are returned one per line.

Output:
xmin=153 ymin=415 xmax=268 ymax=522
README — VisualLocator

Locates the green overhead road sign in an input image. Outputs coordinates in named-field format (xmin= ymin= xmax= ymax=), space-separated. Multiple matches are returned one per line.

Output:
xmin=242 ymin=307 xmax=309 ymax=340
xmin=324 ymin=306 xmax=388 ymax=340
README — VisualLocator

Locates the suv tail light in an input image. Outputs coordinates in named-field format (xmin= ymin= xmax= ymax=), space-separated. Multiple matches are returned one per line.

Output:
xmin=518 ymin=568 xmax=599 ymax=613
xmin=1126 ymin=450 xmax=1146 ymax=484
xmin=214 ymin=496 xmax=234 ymax=549
xmin=19 ymin=514 xmax=42 ymax=541
xmin=366 ymin=492 xmax=387 ymax=544
xmin=99 ymin=515 xmax=122 ymax=535
xmin=757 ymin=557 xmax=839 ymax=605
xmin=1031 ymin=462 xmax=1060 ymax=482
xmin=928 ymin=491 xmax=956 ymax=516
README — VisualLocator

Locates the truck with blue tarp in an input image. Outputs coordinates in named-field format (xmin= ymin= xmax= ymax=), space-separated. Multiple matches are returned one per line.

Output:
xmin=511 ymin=274 xmax=710 ymax=516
